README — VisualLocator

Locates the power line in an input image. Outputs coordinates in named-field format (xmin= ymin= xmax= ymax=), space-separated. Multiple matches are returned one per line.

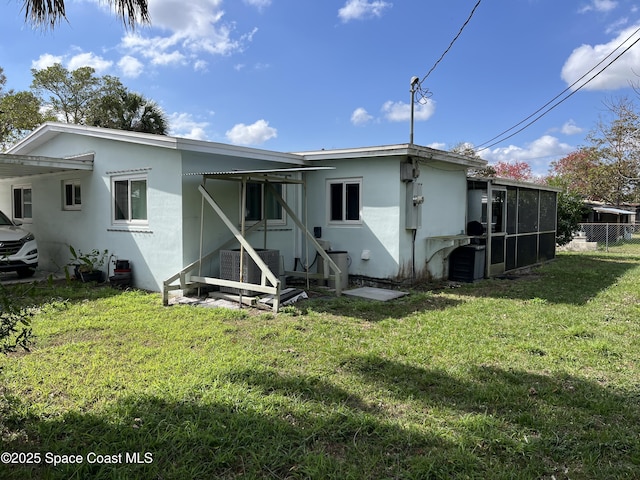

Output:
xmin=415 ymin=0 xmax=482 ymax=101
xmin=476 ymin=26 xmax=640 ymax=152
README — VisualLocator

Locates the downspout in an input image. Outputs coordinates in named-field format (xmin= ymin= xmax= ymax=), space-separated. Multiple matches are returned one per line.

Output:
xmin=412 ymin=229 xmax=417 ymax=284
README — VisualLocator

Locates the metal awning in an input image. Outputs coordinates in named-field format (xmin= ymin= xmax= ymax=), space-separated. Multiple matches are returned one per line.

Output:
xmin=593 ymin=206 xmax=634 ymax=216
xmin=184 ymin=166 xmax=335 ymax=184
xmin=0 ymin=153 xmax=94 ymax=179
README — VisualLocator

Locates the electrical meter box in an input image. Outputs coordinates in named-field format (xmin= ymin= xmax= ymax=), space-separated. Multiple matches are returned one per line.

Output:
xmin=406 ymin=182 xmax=423 ymax=230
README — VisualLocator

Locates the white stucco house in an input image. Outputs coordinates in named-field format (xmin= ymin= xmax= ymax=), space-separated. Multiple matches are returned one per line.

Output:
xmin=0 ymin=122 xmax=556 ymax=309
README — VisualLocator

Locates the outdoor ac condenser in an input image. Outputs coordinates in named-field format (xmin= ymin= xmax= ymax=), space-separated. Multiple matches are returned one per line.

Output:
xmin=220 ymin=249 xmax=280 ymax=295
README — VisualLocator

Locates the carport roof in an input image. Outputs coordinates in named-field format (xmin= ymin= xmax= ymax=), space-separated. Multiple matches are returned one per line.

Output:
xmin=0 ymin=153 xmax=94 ymax=179
xmin=593 ymin=206 xmax=634 ymax=216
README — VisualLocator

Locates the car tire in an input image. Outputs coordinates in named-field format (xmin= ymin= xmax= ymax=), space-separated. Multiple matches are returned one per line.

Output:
xmin=16 ymin=268 xmax=36 ymax=279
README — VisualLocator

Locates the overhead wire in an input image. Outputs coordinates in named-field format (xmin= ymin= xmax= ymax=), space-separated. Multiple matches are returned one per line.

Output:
xmin=476 ymin=25 xmax=640 ymax=152
xmin=415 ymin=0 xmax=482 ymax=102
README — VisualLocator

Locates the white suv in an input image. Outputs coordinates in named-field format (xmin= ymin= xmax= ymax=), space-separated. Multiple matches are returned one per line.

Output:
xmin=0 ymin=210 xmax=38 ymax=278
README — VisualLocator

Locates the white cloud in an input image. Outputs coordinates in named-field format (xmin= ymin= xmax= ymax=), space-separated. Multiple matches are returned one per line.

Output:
xmin=194 ymin=60 xmax=208 ymax=72
xmin=243 ymin=0 xmax=271 ymax=10
xmin=121 ymin=34 xmax=188 ymax=66
xmin=168 ymin=112 xmax=210 ymax=140
xmin=118 ymin=55 xmax=144 ymax=78
xmin=225 ymin=119 xmax=277 ymax=145
xmin=31 ymin=54 xmax=64 ymax=70
xmin=481 ymin=135 xmax=575 ymax=175
xmin=560 ymin=119 xmax=583 ymax=135
xmin=381 ymin=99 xmax=435 ymax=122
xmin=426 ymin=142 xmax=447 ymax=150
xmin=66 ymin=52 xmax=113 ymax=73
xmin=338 ymin=0 xmax=393 ymax=22
xmin=579 ymin=0 xmax=618 ymax=13
xmin=116 ymin=0 xmax=257 ymax=71
xmin=561 ymin=24 xmax=640 ymax=90
xmin=351 ymin=107 xmax=374 ymax=126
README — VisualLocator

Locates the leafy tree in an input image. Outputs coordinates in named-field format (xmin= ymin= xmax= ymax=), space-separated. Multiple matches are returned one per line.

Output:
xmin=87 ymin=77 xmax=168 ymax=134
xmin=31 ymin=64 xmax=101 ymax=124
xmin=585 ymin=97 xmax=640 ymax=205
xmin=492 ymin=160 xmax=533 ymax=181
xmin=548 ymin=147 xmax=606 ymax=200
xmin=31 ymin=64 xmax=168 ymax=134
xmin=20 ymin=0 xmax=149 ymax=29
xmin=450 ymin=142 xmax=497 ymax=177
xmin=546 ymin=178 xmax=588 ymax=246
xmin=0 ymin=67 xmax=50 ymax=149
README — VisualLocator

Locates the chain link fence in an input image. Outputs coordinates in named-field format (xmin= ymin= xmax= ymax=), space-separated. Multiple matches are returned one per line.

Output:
xmin=566 ymin=223 xmax=640 ymax=252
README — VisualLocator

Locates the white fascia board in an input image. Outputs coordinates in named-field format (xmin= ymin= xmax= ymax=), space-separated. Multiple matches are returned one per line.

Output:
xmin=473 ymin=176 xmax=562 ymax=192
xmin=295 ymin=143 xmax=487 ymax=169
xmin=176 ymin=138 xmax=307 ymax=165
xmin=9 ymin=122 xmax=307 ymax=166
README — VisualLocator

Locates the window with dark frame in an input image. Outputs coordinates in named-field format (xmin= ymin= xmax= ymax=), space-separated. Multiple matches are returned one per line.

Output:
xmin=328 ymin=179 xmax=361 ymax=223
xmin=112 ymin=176 xmax=147 ymax=224
xmin=244 ymin=182 xmax=284 ymax=223
xmin=12 ymin=186 xmax=32 ymax=221
xmin=63 ymin=180 xmax=82 ymax=210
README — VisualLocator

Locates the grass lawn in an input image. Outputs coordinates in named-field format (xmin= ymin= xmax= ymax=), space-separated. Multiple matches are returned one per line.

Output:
xmin=1 ymin=249 xmax=640 ymax=479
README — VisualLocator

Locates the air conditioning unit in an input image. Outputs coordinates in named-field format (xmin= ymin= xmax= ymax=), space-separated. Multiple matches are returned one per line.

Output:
xmin=220 ymin=249 xmax=280 ymax=295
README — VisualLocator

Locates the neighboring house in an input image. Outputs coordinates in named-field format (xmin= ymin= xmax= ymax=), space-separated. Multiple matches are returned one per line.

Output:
xmin=581 ymin=201 xmax=636 ymax=243
xmin=581 ymin=202 xmax=636 ymax=224
xmin=0 ymin=123 xmax=557 ymax=307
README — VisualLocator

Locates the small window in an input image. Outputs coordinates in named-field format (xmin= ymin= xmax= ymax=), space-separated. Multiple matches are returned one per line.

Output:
xmin=112 ymin=175 xmax=147 ymax=224
xmin=243 ymin=182 xmax=285 ymax=224
xmin=63 ymin=180 xmax=82 ymax=210
xmin=12 ymin=185 xmax=32 ymax=222
xmin=327 ymin=178 xmax=362 ymax=224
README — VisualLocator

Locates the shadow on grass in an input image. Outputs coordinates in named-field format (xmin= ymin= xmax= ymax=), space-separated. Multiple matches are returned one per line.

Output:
xmin=3 ymin=279 xmax=123 ymax=310
xmin=1 ymin=389 xmax=459 ymax=480
xmin=342 ymin=354 xmax=640 ymax=478
xmin=452 ymin=253 xmax=640 ymax=305
xmin=297 ymin=290 xmax=461 ymax=321
xmin=3 ymin=356 xmax=639 ymax=479
xmin=294 ymin=253 xmax=640 ymax=321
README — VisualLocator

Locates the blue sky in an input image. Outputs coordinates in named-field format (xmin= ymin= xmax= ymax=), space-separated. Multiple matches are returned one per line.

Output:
xmin=1 ymin=0 xmax=640 ymax=174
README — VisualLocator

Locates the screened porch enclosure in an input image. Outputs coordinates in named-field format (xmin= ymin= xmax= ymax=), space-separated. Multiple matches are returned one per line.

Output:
xmin=467 ymin=178 xmax=559 ymax=277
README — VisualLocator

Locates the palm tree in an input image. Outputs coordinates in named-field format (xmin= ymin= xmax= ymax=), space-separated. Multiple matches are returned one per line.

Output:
xmin=21 ymin=0 xmax=149 ymax=29
xmin=89 ymin=89 xmax=168 ymax=135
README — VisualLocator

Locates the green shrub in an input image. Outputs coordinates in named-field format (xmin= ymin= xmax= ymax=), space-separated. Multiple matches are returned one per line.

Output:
xmin=0 ymin=284 xmax=32 ymax=358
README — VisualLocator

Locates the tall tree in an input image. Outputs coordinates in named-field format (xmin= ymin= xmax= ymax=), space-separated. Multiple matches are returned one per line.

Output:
xmin=30 ymin=64 xmax=168 ymax=134
xmin=548 ymin=147 xmax=609 ymax=200
xmin=492 ymin=160 xmax=533 ymax=181
xmin=0 ymin=67 xmax=50 ymax=149
xmin=31 ymin=64 xmax=101 ymax=124
xmin=0 ymin=91 xmax=50 ymax=149
xmin=87 ymin=77 xmax=168 ymax=135
xmin=586 ymin=97 xmax=640 ymax=205
xmin=20 ymin=0 xmax=149 ymax=29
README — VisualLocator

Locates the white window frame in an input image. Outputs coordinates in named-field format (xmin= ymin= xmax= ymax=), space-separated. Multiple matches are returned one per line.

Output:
xmin=63 ymin=179 xmax=82 ymax=211
xmin=326 ymin=178 xmax=362 ymax=225
xmin=12 ymin=184 xmax=33 ymax=223
xmin=111 ymin=174 xmax=148 ymax=226
xmin=241 ymin=182 xmax=286 ymax=226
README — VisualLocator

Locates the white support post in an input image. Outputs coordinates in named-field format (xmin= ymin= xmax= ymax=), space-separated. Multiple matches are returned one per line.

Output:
xmin=265 ymin=183 xmax=343 ymax=295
